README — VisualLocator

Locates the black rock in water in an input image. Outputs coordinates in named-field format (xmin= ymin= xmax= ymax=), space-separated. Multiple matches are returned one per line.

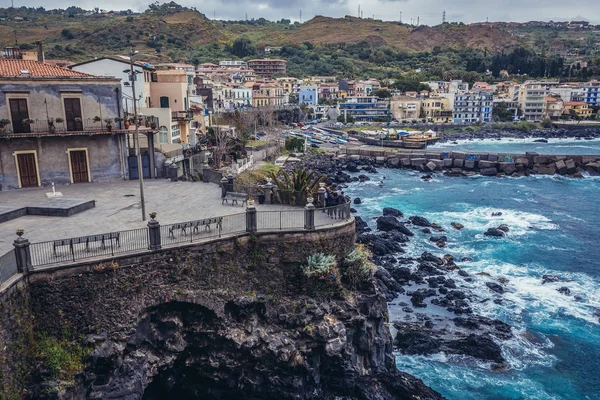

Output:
xmin=354 ymin=197 xmax=362 ymax=204
xmin=376 ymin=216 xmax=414 ymax=236
xmin=383 ymin=207 xmax=404 ymax=218
xmin=486 ymin=281 xmax=505 ymax=294
xmin=484 ymin=228 xmax=505 ymax=237
xmin=409 ymin=216 xmax=433 ymax=227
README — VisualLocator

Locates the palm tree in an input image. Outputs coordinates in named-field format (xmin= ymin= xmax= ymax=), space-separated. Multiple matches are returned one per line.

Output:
xmin=269 ymin=168 xmax=326 ymax=206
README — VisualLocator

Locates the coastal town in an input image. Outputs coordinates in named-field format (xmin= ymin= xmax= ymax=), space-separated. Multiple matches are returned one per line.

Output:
xmin=0 ymin=2 xmax=600 ymax=400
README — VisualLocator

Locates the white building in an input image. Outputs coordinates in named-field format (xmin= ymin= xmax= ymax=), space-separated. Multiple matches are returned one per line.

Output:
xmin=70 ymin=56 xmax=154 ymax=114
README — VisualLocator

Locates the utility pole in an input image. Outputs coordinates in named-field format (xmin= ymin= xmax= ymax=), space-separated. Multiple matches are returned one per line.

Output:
xmin=400 ymin=11 xmax=402 ymax=23
xmin=358 ymin=4 xmax=360 ymax=18
xmin=442 ymin=10 xmax=446 ymax=24
xmin=128 ymin=48 xmax=146 ymax=222
xmin=299 ymin=10 xmax=302 ymax=23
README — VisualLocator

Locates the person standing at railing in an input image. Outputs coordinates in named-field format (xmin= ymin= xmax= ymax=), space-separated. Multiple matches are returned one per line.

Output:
xmin=338 ymin=191 xmax=348 ymax=219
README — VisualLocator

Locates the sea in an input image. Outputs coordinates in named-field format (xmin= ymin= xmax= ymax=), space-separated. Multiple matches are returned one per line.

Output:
xmin=346 ymin=139 xmax=600 ymax=400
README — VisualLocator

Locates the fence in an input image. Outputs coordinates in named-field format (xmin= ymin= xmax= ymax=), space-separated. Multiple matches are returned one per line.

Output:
xmin=203 ymin=169 xmax=224 ymax=184
xmin=8 ymin=200 xmax=352 ymax=272
xmin=0 ymin=249 xmax=18 ymax=285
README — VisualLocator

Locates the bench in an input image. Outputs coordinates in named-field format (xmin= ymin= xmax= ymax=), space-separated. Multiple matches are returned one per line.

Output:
xmin=222 ymin=192 xmax=248 ymax=207
xmin=168 ymin=217 xmax=224 ymax=237
xmin=53 ymin=232 xmax=120 ymax=255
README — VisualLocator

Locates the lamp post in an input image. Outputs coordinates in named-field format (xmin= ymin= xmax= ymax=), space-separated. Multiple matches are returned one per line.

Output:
xmin=128 ymin=48 xmax=146 ymax=221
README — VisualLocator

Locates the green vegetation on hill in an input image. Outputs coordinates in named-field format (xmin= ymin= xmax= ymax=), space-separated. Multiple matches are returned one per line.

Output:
xmin=1 ymin=3 xmax=600 ymax=81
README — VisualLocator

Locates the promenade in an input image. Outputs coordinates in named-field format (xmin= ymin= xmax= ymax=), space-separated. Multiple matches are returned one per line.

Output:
xmin=0 ymin=180 xmax=300 ymax=255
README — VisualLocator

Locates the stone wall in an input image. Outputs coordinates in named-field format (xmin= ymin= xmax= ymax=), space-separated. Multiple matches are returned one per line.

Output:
xmin=0 ymin=278 xmax=33 ymax=399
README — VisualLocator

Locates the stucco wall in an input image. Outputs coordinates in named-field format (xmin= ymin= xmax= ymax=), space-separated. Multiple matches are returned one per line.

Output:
xmin=0 ymin=134 xmax=125 ymax=189
xmin=0 ymin=80 xmax=121 ymax=125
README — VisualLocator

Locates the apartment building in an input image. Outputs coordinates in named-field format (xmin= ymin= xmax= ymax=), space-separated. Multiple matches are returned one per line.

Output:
xmin=582 ymin=81 xmax=600 ymax=107
xmin=453 ymin=90 xmax=493 ymax=123
xmin=562 ymin=102 xmax=593 ymax=118
xmin=544 ymin=97 xmax=564 ymax=120
xmin=340 ymin=96 xmax=389 ymax=121
xmin=518 ymin=81 xmax=561 ymax=121
xmin=421 ymin=97 xmax=452 ymax=122
xmin=250 ymin=81 xmax=285 ymax=107
xmin=0 ymin=59 xmax=132 ymax=189
xmin=390 ymin=96 xmax=421 ymax=120
xmin=247 ymin=59 xmax=287 ymax=78
xmin=219 ymin=60 xmax=248 ymax=69
xmin=299 ymin=85 xmax=318 ymax=106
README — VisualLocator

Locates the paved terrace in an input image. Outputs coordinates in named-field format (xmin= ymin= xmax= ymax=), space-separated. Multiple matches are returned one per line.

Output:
xmin=0 ymin=180 xmax=310 ymax=255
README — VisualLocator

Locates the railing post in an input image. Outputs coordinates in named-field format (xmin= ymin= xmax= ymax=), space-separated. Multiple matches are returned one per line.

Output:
xmin=305 ymin=198 xmax=315 ymax=231
xmin=147 ymin=212 xmax=162 ymax=250
xmin=227 ymin=174 xmax=235 ymax=193
xmin=13 ymin=228 xmax=32 ymax=274
xmin=246 ymin=202 xmax=257 ymax=233
xmin=317 ymin=183 xmax=326 ymax=209
xmin=220 ymin=176 xmax=229 ymax=198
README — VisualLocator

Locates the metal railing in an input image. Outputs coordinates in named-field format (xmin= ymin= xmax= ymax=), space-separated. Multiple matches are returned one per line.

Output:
xmin=0 ymin=249 xmax=18 ymax=285
xmin=1 ymin=118 xmax=122 ymax=135
xmin=22 ymin=201 xmax=352 ymax=269
xmin=160 ymin=213 xmax=246 ymax=247
xmin=316 ymin=202 xmax=352 ymax=227
xmin=257 ymin=210 xmax=306 ymax=231
xmin=29 ymin=227 xmax=149 ymax=268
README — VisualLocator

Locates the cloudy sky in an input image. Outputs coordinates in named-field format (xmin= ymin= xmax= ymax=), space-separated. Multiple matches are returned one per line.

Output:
xmin=9 ymin=0 xmax=600 ymax=25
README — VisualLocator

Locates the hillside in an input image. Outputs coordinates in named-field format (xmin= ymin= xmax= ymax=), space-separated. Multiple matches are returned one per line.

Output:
xmin=258 ymin=16 xmax=521 ymax=52
xmin=0 ymin=9 xmax=227 ymax=62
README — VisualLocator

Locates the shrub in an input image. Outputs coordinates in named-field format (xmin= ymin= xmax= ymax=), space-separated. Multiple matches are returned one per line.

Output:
xmin=36 ymin=335 xmax=88 ymax=379
xmin=541 ymin=118 xmax=553 ymax=128
xmin=342 ymin=245 xmax=376 ymax=289
xmin=302 ymin=253 xmax=337 ymax=280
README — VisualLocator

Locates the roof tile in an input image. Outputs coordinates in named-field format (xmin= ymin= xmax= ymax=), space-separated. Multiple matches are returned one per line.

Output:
xmin=0 ymin=59 xmax=95 ymax=77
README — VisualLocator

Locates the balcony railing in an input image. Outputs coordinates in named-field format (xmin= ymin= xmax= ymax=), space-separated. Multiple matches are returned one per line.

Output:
xmin=171 ymin=110 xmax=194 ymax=121
xmin=0 ymin=118 xmax=127 ymax=136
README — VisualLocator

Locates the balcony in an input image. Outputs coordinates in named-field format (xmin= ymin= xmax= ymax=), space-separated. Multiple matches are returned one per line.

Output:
xmin=171 ymin=110 xmax=194 ymax=121
xmin=0 ymin=116 xmax=159 ymax=137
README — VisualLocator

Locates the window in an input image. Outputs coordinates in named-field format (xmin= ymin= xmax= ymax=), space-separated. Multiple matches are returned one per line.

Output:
xmin=159 ymin=126 xmax=168 ymax=143
xmin=160 ymin=96 xmax=169 ymax=108
xmin=171 ymin=124 xmax=180 ymax=141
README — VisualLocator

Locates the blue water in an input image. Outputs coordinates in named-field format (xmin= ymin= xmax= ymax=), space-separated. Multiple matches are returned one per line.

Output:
xmin=347 ymin=171 xmax=600 ymax=400
xmin=429 ymin=138 xmax=600 ymax=155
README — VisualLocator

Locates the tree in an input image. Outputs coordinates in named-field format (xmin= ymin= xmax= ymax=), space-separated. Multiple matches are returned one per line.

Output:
xmin=228 ymin=38 xmax=255 ymax=58
xmin=337 ymin=114 xmax=355 ymax=123
xmin=372 ymin=89 xmax=392 ymax=99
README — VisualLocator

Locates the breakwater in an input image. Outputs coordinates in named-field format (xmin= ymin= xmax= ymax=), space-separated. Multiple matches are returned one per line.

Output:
xmin=342 ymin=147 xmax=600 ymax=178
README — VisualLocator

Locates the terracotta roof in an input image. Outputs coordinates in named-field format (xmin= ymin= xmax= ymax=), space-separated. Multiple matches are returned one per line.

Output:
xmin=0 ymin=59 xmax=96 ymax=77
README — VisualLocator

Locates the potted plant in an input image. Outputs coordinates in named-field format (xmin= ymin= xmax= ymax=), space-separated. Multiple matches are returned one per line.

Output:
xmin=104 ymin=118 xmax=113 ymax=132
xmin=47 ymin=118 xmax=56 ymax=133
xmin=124 ymin=117 xmax=131 ymax=129
xmin=93 ymin=116 xmax=102 ymax=123
xmin=247 ymin=196 xmax=255 ymax=207
xmin=0 ymin=118 xmax=10 ymax=133
xmin=22 ymin=118 xmax=34 ymax=126
xmin=145 ymin=118 xmax=150 ymax=128
xmin=150 ymin=120 xmax=157 ymax=129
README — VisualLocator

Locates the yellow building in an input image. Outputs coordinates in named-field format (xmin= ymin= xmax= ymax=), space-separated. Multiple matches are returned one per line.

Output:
xmin=250 ymin=81 xmax=285 ymax=108
xmin=562 ymin=102 xmax=593 ymax=118
xmin=421 ymin=97 xmax=452 ymax=122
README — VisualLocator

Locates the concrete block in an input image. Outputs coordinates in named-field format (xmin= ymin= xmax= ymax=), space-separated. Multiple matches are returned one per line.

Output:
xmin=409 ymin=153 xmax=426 ymax=159
xmin=480 ymin=168 xmax=498 ymax=176
xmin=388 ymin=158 xmax=400 ymax=167
xmin=453 ymin=159 xmax=464 ymax=168
xmin=425 ymin=161 xmax=437 ymax=172
xmin=376 ymin=156 xmax=385 ymax=165
xmin=428 ymin=159 xmax=444 ymax=168
xmin=478 ymin=160 xmax=497 ymax=169
xmin=515 ymin=157 xmax=529 ymax=165
xmin=487 ymin=153 xmax=498 ymax=162
xmin=582 ymin=156 xmax=597 ymax=164
xmin=410 ymin=158 xmax=427 ymax=167
xmin=534 ymin=156 xmax=549 ymax=164
xmin=538 ymin=165 xmax=557 ymax=175
xmin=425 ymin=151 xmax=442 ymax=160
xmin=452 ymin=151 xmax=466 ymax=160
xmin=401 ymin=158 xmax=411 ymax=167
xmin=555 ymin=155 xmax=567 ymax=161
xmin=443 ymin=159 xmax=454 ymax=167
xmin=349 ymin=155 xmax=361 ymax=161
xmin=565 ymin=159 xmax=576 ymax=170
xmin=478 ymin=153 xmax=489 ymax=161
xmin=555 ymin=160 xmax=567 ymax=174
xmin=498 ymin=162 xmax=516 ymax=174
xmin=464 ymin=160 xmax=476 ymax=169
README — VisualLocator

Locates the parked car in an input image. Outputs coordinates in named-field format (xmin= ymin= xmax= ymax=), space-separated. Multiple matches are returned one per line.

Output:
xmin=297 ymin=122 xmax=305 ymax=127
xmin=311 ymin=143 xmax=320 ymax=148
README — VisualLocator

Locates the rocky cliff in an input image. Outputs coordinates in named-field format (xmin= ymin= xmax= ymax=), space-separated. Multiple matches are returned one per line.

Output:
xmin=0 ymin=222 xmax=441 ymax=399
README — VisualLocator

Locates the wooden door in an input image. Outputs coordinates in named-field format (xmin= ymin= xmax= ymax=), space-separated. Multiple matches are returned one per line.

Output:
xmin=17 ymin=153 xmax=38 ymax=187
xmin=9 ymin=99 xmax=30 ymax=133
xmin=70 ymin=150 xmax=89 ymax=183
xmin=64 ymin=98 xmax=83 ymax=131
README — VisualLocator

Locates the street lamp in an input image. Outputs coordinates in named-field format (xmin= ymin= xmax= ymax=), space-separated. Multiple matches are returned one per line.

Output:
xmin=126 ymin=48 xmax=146 ymax=221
